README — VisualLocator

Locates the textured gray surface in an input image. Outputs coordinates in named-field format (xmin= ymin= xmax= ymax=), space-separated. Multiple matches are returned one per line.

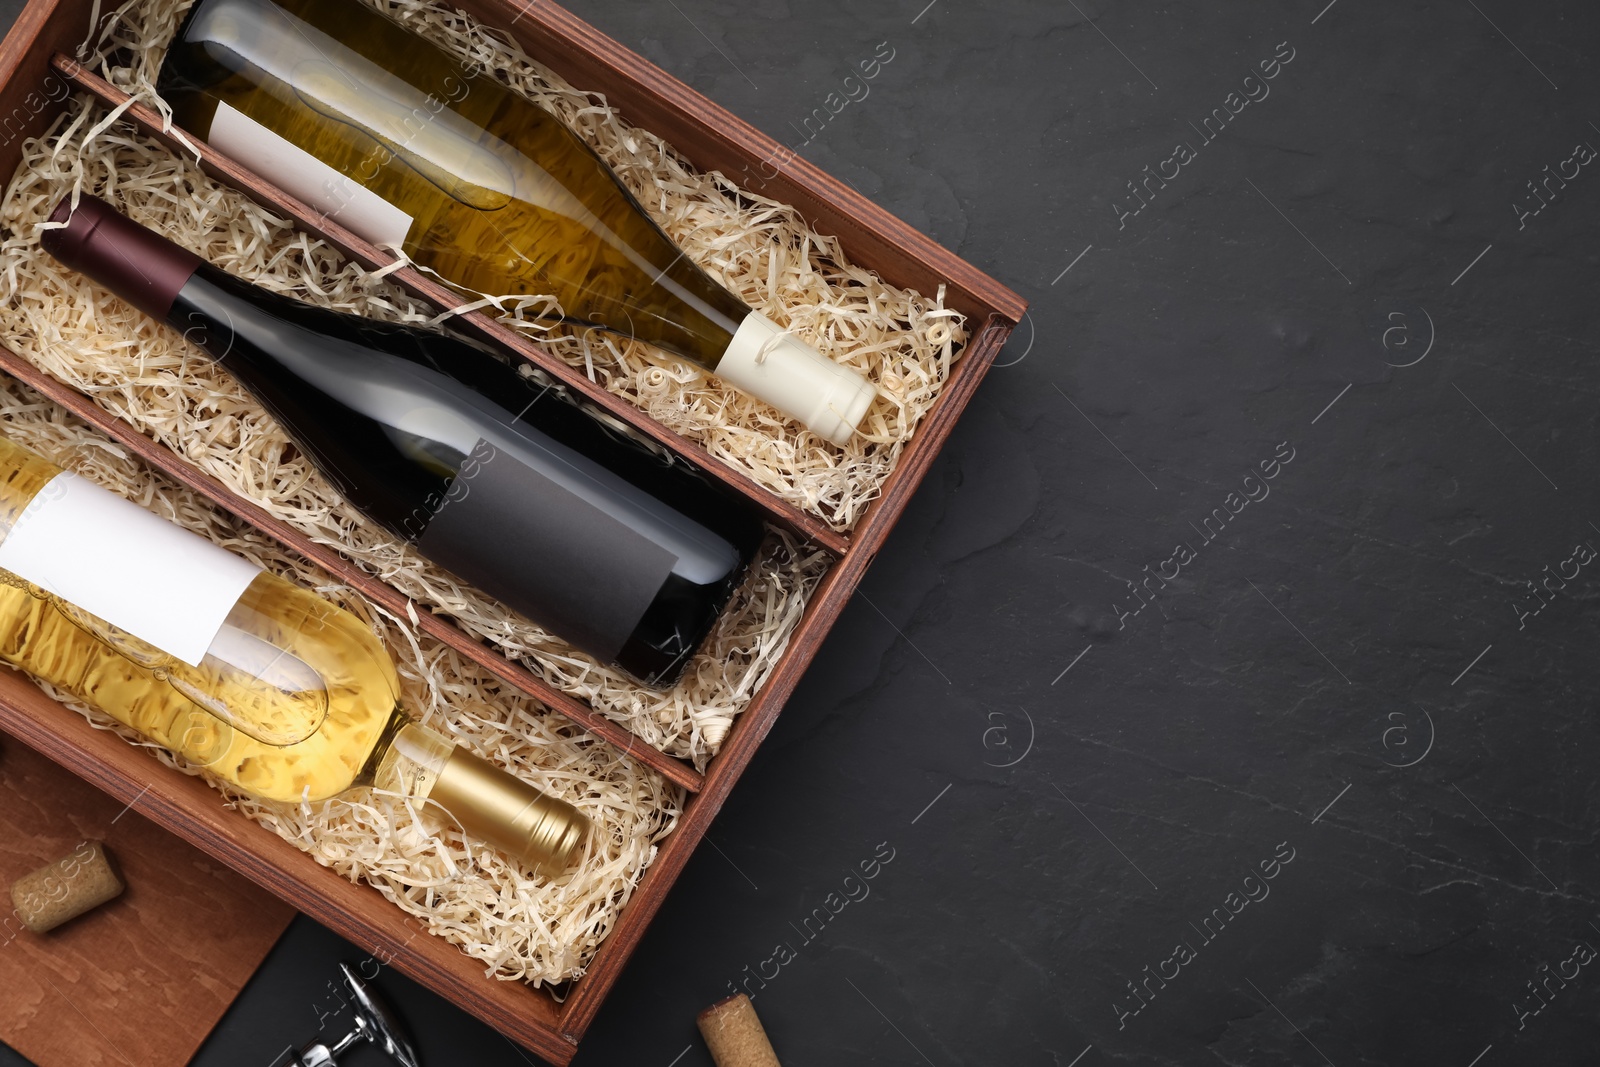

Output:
xmin=6 ymin=0 xmax=1600 ymax=1064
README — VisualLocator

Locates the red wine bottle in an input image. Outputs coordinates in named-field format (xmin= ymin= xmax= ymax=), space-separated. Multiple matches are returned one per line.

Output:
xmin=41 ymin=194 xmax=763 ymax=688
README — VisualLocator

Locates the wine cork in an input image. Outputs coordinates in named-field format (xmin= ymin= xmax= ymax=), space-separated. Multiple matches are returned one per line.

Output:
xmin=9 ymin=841 xmax=124 ymax=934
xmin=697 ymin=994 xmax=782 ymax=1067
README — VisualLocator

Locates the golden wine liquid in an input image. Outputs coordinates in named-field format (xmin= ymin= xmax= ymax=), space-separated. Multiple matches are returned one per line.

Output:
xmin=159 ymin=0 xmax=753 ymax=369
xmin=0 ymin=439 xmax=400 ymax=803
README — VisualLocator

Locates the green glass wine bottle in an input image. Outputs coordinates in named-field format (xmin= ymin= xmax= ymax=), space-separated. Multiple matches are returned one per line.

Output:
xmin=156 ymin=0 xmax=879 ymax=446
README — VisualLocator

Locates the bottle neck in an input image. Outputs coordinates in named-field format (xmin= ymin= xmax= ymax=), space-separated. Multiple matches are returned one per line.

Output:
xmin=368 ymin=713 xmax=587 ymax=878
xmin=40 ymin=195 xmax=204 ymax=320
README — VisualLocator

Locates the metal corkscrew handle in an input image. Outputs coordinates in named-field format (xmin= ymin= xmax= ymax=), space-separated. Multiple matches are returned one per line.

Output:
xmin=292 ymin=962 xmax=421 ymax=1067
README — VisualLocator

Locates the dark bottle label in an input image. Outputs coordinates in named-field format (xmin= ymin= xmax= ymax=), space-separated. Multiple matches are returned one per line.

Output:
xmin=418 ymin=439 xmax=676 ymax=661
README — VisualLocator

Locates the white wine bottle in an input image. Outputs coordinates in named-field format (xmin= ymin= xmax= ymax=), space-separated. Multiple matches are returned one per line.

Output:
xmin=156 ymin=0 xmax=880 ymax=446
xmin=0 ymin=436 xmax=587 ymax=876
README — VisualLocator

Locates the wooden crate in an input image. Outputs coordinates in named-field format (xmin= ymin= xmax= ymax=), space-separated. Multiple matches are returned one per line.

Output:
xmin=0 ymin=0 xmax=1027 ymax=1061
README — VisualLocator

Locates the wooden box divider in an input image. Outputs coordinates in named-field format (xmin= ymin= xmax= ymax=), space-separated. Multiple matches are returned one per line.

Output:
xmin=0 ymin=0 xmax=1026 ymax=1061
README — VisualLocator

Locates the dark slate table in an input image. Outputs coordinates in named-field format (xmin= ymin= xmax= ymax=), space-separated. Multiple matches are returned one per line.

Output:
xmin=4 ymin=0 xmax=1599 ymax=1063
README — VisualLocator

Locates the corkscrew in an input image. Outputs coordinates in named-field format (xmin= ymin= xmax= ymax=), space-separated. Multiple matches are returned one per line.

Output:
xmin=290 ymin=962 xmax=421 ymax=1067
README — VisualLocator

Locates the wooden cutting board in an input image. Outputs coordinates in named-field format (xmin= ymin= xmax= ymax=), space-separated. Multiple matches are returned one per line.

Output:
xmin=0 ymin=731 xmax=295 ymax=1067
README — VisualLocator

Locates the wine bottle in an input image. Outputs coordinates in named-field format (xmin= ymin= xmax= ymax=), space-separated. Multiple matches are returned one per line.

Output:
xmin=0 ymin=435 xmax=587 ymax=876
xmin=42 ymin=194 xmax=764 ymax=688
xmin=154 ymin=0 xmax=880 ymax=447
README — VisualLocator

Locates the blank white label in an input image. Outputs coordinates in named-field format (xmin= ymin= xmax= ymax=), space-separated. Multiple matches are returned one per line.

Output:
xmin=209 ymin=101 xmax=416 ymax=250
xmin=0 ymin=473 xmax=262 ymax=668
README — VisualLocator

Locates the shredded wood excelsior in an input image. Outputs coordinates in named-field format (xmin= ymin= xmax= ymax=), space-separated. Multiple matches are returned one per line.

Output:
xmin=1 ymin=97 xmax=836 ymax=767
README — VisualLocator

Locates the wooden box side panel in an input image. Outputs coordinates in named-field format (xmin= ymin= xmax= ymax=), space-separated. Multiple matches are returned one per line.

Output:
xmin=558 ymin=316 xmax=1013 ymax=1038
xmin=0 ymin=0 xmax=89 ymax=179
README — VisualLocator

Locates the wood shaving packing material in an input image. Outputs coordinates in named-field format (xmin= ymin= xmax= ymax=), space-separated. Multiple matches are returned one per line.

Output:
xmin=0 ymin=98 xmax=831 ymax=769
xmin=0 ymin=373 xmax=675 ymax=985
xmin=10 ymin=0 xmax=967 ymax=763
